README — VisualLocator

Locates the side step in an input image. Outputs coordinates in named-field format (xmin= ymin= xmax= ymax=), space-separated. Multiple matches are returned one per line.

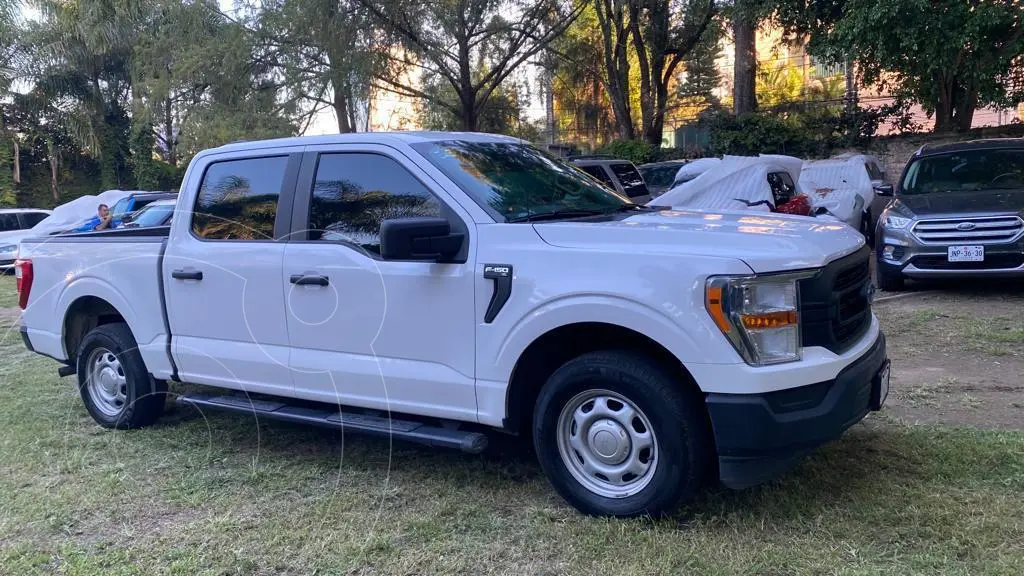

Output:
xmin=176 ymin=393 xmax=488 ymax=454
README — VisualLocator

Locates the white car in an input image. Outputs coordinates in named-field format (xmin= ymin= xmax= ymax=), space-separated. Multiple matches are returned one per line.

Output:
xmin=0 ymin=208 xmax=52 ymax=272
xmin=802 ymin=153 xmax=893 ymax=242
xmin=16 ymin=132 xmax=890 ymax=517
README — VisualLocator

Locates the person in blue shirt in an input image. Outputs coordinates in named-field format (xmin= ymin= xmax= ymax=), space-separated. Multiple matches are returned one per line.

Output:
xmin=93 ymin=204 xmax=113 ymax=230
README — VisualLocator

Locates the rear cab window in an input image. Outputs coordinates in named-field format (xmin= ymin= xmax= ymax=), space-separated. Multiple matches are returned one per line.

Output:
xmin=192 ymin=156 xmax=289 ymax=240
xmin=0 ymin=214 xmax=21 ymax=232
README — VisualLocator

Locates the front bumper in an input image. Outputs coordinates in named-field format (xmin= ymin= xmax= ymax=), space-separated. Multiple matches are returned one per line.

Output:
xmin=877 ymin=225 xmax=1024 ymax=279
xmin=705 ymin=331 xmax=888 ymax=489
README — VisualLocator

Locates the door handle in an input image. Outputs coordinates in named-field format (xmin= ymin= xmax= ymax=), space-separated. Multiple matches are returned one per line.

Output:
xmin=171 ymin=269 xmax=203 ymax=281
xmin=290 ymin=274 xmax=329 ymax=287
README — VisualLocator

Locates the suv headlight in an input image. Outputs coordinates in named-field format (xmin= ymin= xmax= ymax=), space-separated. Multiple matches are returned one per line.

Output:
xmin=705 ymin=271 xmax=816 ymax=366
xmin=883 ymin=214 xmax=912 ymax=229
xmin=0 ymin=244 xmax=16 ymax=255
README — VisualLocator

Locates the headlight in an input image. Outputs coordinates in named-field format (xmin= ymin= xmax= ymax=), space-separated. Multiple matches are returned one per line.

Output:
xmin=883 ymin=214 xmax=912 ymax=229
xmin=706 ymin=271 xmax=816 ymax=366
xmin=0 ymin=244 xmax=16 ymax=254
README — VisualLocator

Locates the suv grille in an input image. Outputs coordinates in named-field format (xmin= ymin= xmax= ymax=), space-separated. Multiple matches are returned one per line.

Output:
xmin=912 ymin=216 xmax=1024 ymax=244
xmin=799 ymin=246 xmax=872 ymax=354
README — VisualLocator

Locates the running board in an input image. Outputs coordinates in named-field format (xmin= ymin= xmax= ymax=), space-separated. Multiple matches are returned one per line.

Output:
xmin=175 ymin=393 xmax=488 ymax=454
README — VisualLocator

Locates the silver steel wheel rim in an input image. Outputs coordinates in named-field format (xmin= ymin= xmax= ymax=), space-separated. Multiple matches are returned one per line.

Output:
xmin=86 ymin=347 xmax=127 ymax=417
xmin=556 ymin=389 xmax=658 ymax=498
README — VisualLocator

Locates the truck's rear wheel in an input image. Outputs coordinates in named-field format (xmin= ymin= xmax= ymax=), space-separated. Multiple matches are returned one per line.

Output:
xmin=76 ymin=323 xmax=166 ymax=429
xmin=532 ymin=350 xmax=711 ymax=517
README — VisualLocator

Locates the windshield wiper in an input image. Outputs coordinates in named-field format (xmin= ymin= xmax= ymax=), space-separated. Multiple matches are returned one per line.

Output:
xmin=507 ymin=209 xmax=607 ymax=223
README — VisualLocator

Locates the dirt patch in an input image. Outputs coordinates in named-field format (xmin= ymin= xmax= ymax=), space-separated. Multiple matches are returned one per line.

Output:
xmin=876 ymin=285 xmax=1024 ymax=430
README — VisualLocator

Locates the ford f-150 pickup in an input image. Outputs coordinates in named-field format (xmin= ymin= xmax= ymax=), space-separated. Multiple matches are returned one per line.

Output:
xmin=16 ymin=132 xmax=890 ymax=517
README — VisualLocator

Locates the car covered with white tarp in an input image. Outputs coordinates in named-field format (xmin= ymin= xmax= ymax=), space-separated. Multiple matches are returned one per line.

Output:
xmin=648 ymin=154 xmax=869 ymax=232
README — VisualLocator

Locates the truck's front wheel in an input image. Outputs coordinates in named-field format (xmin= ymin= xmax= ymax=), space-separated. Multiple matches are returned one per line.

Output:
xmin=76 ymin=323 xmax=166 ymax=429
xmin=532 ymin=351 xmax=711 ymax=517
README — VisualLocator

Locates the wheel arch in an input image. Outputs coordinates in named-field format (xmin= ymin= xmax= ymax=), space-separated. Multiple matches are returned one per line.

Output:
xmin=502 ymin=321 xmax=706 ymax=438
xmin=62 ymin=295 xmax=129 ymax=363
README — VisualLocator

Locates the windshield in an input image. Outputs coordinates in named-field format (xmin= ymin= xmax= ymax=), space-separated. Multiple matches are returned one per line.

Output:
xmin=901 ymin=149 xmax=1024 ymax=195
xmin=411 ymin=141 xmax=630 ymax=221
xmin=130 ymin=203 xmax=174 ymax=227
xmin=110 ymin=196 xmax=133 ymax=217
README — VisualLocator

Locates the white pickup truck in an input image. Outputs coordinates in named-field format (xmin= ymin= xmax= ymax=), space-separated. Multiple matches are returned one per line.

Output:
xmin=16 ymin=132 xmax=890 ymax=518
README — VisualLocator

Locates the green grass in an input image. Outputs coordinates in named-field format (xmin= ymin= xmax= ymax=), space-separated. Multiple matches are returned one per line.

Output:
xmin=0 ymin=275 xmax=17 ymax=309
xmin=880 ymin=306 xmax=1024 ymax=357
xmin=1 ymin=319 xmax=1023 ymax=574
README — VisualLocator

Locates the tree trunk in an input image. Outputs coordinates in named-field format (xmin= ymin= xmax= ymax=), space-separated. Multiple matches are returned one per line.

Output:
xmin=595 ymin=0 xmax=635 ymax=140
xmin=164 ymin=97 xmax=176 ymax=166
xmin=12 ymin=140 xmax=19 ymax=184
xmin=333 ymin=78 xmax=354 ymax=133
xmin=733 ymin=12 xmax=757 ymax=115
xmin=47 ymin=142 xmax=59 ymax=202
xmin=459 ymin=90 xmax=479 ymax=131
xmin=954 ymin=81 xmax=978 ymax=132
xmin=934 ymin=73 xmax=956 ymax=132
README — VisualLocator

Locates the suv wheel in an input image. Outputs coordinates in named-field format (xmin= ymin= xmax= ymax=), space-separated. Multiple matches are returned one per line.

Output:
xmin=532 ymin=350 xmax=711 ymax=517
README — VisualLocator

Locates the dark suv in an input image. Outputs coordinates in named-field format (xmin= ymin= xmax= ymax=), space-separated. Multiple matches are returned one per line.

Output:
xmin=874 ymin=138 xmax=1024 ymax=290
xmin=569 ymin=156 xmax=652 ymax=204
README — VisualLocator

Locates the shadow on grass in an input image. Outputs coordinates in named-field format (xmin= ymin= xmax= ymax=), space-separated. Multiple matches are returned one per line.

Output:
xmin=159 ymin=397 xmax=1023 ymax=523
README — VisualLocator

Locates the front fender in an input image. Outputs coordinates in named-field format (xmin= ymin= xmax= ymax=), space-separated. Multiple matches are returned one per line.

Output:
xmin=488 ymin=293 xmax=732 ymax=384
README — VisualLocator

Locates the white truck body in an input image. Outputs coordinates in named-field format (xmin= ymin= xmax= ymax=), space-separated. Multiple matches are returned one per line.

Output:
xmin=17 ymin=132 xmax=889 ymax=517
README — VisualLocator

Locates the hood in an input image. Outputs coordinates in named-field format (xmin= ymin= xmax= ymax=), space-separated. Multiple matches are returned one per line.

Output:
xmin=895 ymin=189 xmax=1024 ymax=218
xmin=533 ymin=208 xmax=865 ymax=273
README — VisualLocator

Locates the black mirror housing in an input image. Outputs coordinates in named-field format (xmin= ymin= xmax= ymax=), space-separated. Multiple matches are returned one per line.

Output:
xmin=873 ymin=183 xmax=894 ymax=197
xmin=380 ymin=217 xmax=464 ymax=262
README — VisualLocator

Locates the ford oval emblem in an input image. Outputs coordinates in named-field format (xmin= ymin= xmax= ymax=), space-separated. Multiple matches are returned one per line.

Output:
xmin=956 ymin=222 xmax=976 ymax=231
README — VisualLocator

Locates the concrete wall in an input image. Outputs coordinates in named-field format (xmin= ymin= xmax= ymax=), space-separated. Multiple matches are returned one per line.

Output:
xmin=839 ymin=124 xmax=1024 ymax=181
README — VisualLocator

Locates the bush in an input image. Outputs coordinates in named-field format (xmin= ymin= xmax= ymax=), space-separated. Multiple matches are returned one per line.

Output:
xmin=596 ymin=140 xmax=656 ymax=164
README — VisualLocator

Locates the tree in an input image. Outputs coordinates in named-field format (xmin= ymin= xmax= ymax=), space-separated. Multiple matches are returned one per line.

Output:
xmin=253 ymin=0 xmax=381 ymax=134
xmin=418 ymin=70 xmax=531 ymax=136
xmin=361 ymin=0 xmax=585 ymax=131
xmin=731 ymin=0 xmax=758 ymax=115
xmin=593 ymin=0 xmax=716 ymax=145
xmin=777 ymin=0 xmax=1024 ymax=132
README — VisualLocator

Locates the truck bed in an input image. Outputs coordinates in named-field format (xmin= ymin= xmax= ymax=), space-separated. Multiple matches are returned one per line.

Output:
xmin=19 ymin=228 xmax=174 ymax=379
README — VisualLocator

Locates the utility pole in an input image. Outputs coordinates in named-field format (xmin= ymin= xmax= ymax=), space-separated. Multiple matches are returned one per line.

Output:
xmin=545 ymin=62 xmax=556 ymax=146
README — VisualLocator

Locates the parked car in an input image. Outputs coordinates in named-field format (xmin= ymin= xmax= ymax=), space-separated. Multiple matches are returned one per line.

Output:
xmin=637 ymin=160 xmax=689 ymax=197
xmin=803 ymin=153 xmax=893 ymax=243
xmin=0 ymin=209 xmax=53 ymax=272
xmin=874 ymin=138 xmax=1024 ymax=291
xmin=569 ymin=155 xmax=652 ymax=203
xmin=67 ymin=190 xmax=177 ymax=233
xmin=120 ymin=198 xmax=176 ymax=229
xmin=17 ymin=132 xmax=889 ymax=518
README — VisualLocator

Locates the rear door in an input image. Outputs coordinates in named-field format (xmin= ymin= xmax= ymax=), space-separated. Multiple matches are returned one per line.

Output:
xmin=164 ymin=148 xmax=302 ymax=396
xmin=280 ymin=144 xmax=478 ymax=421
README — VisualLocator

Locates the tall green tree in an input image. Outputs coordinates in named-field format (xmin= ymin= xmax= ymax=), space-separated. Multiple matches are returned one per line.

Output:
xmin=593 ymin=0 xmax=716 ymax=145
xmin=776 ymin=0 xmax=1024 ymax=132
xmin=361 ymin=0 xmax=585 ymax=131
xmin=253 ymin=0 xmax=381 ymax=133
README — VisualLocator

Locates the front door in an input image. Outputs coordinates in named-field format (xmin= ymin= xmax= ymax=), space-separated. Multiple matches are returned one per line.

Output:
xmin=282 ymin=145 xmax=478 ymax=421
xmin=164 ymin=151 xmax=301 ymax=396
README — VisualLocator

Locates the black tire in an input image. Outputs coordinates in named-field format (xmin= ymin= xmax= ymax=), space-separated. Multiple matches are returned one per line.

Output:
xmin=532 ymin=350 xmax=712 ymax=517
xmin=76 ymin=323 xmax=166 ymax=429
xmin=876 ymin=262 xmax=905 ymax=292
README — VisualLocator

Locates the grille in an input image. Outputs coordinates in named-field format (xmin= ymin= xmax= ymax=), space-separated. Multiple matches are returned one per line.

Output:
xmin=912 ymin=216 xmax=1024 ymax=245
xmin=800 ymin=247 xmax=872 ymax=354
xmin=911 ymin=254 xmax=1024 ymax=270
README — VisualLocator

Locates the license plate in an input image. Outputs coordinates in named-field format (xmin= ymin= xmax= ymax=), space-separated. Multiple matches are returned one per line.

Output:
xmin=871 ymin=361 xmax=891 ymax=411
xmin=948 ymin=245 xmax=984 ymax=262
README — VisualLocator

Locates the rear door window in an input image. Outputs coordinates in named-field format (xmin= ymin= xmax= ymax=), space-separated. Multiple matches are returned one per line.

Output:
xmin=578 ymin=165 xmax=615 ymax=189
xmin=192 ymin=156 xmax=288 ymax=240
xmin=19 ymin=212 xmax=48 ymax=228
xmin=608 ymin=163 xmax=649 ymax=198
xmin=0 ymin=214 xmax=19 ymax=232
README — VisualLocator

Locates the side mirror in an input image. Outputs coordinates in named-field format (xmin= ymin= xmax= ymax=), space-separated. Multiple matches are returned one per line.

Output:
xmin=873 ymin=183 xmax=894 ymax=197
xmin=379 ymin=217 xmax=464 ymax=263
